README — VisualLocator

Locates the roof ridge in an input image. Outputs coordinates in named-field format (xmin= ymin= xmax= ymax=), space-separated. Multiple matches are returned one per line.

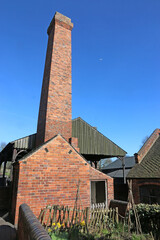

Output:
xmin=127 ymin=135 xmax=160 ymax=179
xmin=138 ymin=129 xmax=160 ymax=162
xmin=15 ymin=133 xmax=90 ymax=166
xmin=11 ymin=133 xmax=36 ymax=144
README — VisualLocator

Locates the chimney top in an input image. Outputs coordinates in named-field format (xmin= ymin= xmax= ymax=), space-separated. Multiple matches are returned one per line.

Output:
xmin=47 ymin=12 xmax=73 ymax=35
xmin=134 ymin=153 xmax=139 ymax=164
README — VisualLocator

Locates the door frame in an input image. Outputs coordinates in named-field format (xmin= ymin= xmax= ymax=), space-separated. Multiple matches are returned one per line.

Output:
xmin=90 ymin=180 xmax=107 ymax=206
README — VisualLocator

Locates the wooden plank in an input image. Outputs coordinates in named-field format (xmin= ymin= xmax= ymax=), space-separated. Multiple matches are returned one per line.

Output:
xmin=115 ymin=207 xmax=119 ymax=224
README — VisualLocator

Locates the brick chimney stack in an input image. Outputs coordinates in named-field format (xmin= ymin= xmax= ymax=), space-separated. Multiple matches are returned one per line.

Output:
xmin=36 ymin=12 xmax=73 ymax=146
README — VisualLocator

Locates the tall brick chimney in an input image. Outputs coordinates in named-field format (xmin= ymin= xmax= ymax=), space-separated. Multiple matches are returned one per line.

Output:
xmin=36 ymin=12 xmax=73 ymax=146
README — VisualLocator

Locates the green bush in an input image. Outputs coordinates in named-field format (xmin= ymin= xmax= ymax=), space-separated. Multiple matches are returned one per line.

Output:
xmin=130 ymin=204 xmax=160 ymax=239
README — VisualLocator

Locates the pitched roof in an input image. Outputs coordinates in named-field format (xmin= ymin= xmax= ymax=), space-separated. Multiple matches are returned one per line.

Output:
xmin=137 ymin=129 xmax=160 ymax=162
xmin=72 ymin=117 xmax=126 ymax=157
xmin=105 ymin=168 xmax=131 ymax=178
xmin=3 ymin=117 xmax=126 ymax=158
xmin=15 ymin=133 xmax=88 ymax=164
xmin=103 ymin=156 xmax=135 ymax=170
xmin=14 ymin=133 xmax=112 ymax=179
xmin=127 ymin=136 xmax=160 ymax=178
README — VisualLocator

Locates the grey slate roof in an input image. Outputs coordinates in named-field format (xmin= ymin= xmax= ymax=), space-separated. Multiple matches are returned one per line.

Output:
xmin=72 ymin=117 xmax=126 ymax=157
xmin=106 ymin=168 xmax=131 ymax=178
xmin=102 ymin=156 xmax=135 ymax=179
xmin=127 ymin=136 xmax=160 ymax=178
xmin=103 ymin=156 xmax=135 ymax=170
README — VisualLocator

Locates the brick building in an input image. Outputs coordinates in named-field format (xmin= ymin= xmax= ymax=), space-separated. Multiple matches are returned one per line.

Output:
xmin=127 ymin=129 xmax=160 ymax=204
xmin=0 ymin=12 xmax=126 ymax=224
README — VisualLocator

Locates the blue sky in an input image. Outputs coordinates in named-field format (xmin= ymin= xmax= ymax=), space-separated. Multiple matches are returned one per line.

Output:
xmin=0 ymin=0 xmax=160 ymax=155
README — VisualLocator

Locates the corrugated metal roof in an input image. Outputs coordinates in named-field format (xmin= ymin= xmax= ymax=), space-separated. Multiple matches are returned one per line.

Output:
xmin=72 ymin=117 xmax=126 ymax=157
xmin=11 ymin=133 xmax=36 ymax=150
xmin=10 ymin=118 xmax=126 ymax=157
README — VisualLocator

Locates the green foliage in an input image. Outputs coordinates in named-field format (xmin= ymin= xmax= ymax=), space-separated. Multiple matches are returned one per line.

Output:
xmin=48 ymin=221 xmax=152 ymax=240
xmin=131 ymin=233 xmax=147 ymax=240
xmin=51 ymin=232 xmax=68 ymax=240
xmin=130 ymin=204 xmax=160 ymax=239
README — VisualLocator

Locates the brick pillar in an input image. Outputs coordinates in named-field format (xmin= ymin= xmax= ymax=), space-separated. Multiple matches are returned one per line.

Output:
xmin=36 ymin=12 xmax=73 ymax=146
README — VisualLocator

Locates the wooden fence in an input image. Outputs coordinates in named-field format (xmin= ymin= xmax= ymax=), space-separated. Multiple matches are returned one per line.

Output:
xmin=38 ymin=205 xmax=119 ymax=232
xmin=91 ymin=202 xmax=108 ymax=210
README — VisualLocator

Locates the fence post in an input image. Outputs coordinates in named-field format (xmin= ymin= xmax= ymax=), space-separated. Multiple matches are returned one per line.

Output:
xmin=53 ymin=205 xmax=57 ymax=223
xmin=115 ymin=207 xmax=119 ymax=224
xmin=112 ymin=208 xmax=115 ymax=224
xmin=85 ymin=207 xmax=89 ymax=233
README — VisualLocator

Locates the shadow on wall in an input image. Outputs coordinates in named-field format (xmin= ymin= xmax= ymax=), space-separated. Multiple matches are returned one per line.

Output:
xmin=11 ymin=163 xmax=19 ymax=223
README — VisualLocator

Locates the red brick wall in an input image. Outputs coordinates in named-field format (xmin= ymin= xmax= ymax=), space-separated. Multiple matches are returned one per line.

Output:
xmin=12 ymin=135 xmax=113 ymax=224
xmin=132 ymin=179 xmax=160 ymax=204
xmin=107 ymin=177 xmax=114 ymax=203
xmin=36 ymin=12 xmax=73 ymax=146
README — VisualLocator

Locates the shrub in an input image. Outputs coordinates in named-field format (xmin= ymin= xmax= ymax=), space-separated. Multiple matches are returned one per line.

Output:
xmin=130 ymin=204 xmax=160 ymax=239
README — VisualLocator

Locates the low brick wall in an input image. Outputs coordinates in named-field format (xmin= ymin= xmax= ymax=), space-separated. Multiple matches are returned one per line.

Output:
xmin=109 ymin=199 xmax=128 ymax=217
xmin=0 ymin=186 xmax=11 ymax=210
xmin=17 ymin=203 xmax=50 ymax=240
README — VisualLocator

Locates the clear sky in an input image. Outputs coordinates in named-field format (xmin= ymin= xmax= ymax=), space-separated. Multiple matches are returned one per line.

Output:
xmin=0 ymin=0 xmax=160 ymax=155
